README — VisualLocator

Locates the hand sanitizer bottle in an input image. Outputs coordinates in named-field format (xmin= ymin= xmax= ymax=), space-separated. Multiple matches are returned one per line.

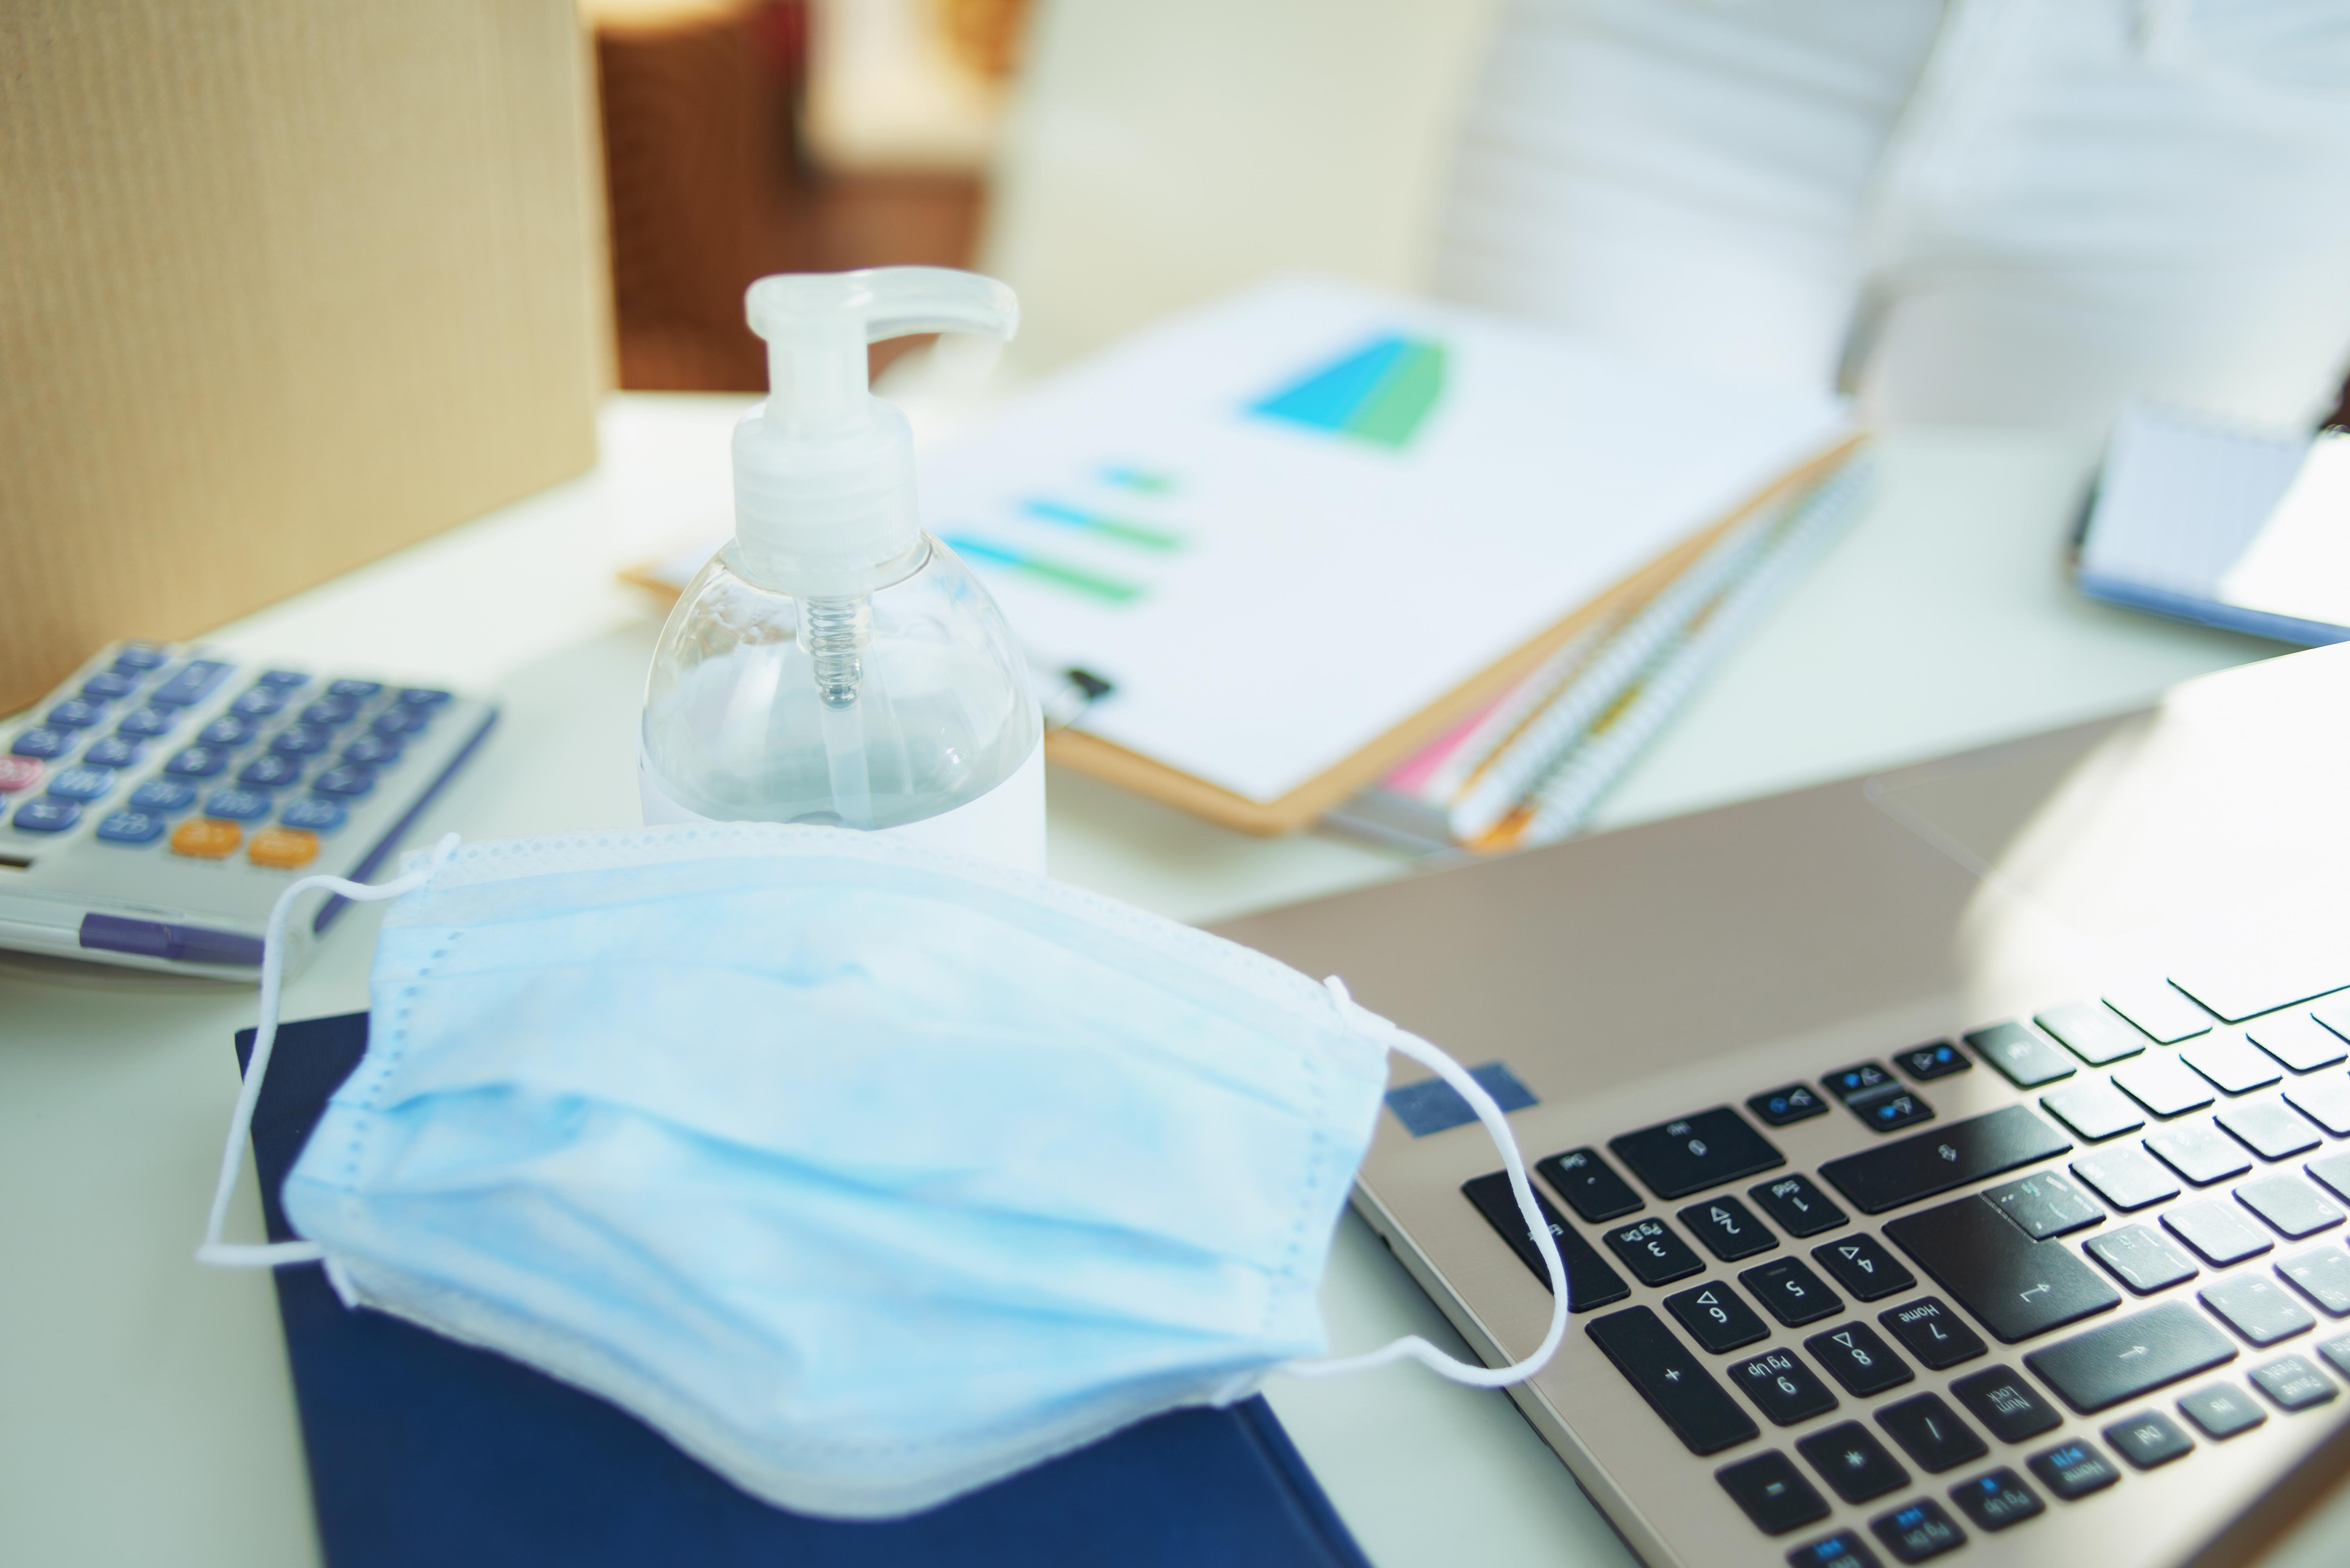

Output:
xmin=640 ymin=267 xmax=1045 ymax=873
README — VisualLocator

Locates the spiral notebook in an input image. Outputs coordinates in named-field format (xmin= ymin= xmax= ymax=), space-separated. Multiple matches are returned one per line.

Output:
xmin=235 ymin=1013 xmax=1371 ymax=1568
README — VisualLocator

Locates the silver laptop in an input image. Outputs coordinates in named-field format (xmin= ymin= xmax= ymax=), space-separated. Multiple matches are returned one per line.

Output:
xmin=1215 ymin=642 xmax=2350 ymax=1568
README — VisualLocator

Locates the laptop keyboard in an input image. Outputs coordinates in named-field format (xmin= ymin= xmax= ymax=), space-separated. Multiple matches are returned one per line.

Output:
xmin=1464 ymin=979 xmax=2350 ymax=1565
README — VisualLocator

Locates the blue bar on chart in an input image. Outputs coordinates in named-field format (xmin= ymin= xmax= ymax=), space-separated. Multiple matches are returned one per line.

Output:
xmin=945 ymin=537 xmax=1146 ymax=606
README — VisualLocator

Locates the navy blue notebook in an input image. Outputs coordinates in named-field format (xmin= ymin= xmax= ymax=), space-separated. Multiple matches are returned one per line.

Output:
xmin=237 ymin=1013 xmax=1370 ymax=1568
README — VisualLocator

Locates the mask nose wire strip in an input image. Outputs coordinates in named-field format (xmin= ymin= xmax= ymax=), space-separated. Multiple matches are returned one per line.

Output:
xmin=195 ymin=832 xmax=463 ymax=1268
xmin=1285 ymin=976 xmax=1570 ymax=1389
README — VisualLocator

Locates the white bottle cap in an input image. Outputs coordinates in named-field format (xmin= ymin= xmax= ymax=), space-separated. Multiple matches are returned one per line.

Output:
xmin=732 ymin=267 xmax=1018 ymax=597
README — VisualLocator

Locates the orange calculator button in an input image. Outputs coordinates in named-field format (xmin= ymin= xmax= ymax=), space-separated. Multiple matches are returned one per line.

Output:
xmin=170 ymin=818 xmax=243 ymax=859
xmin=248 ymin=827 xmax=319 ymax=869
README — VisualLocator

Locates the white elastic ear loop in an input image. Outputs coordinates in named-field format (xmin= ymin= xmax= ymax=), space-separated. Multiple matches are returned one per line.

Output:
xmin=195 ymin=832 xmax=462 ymax=1268
xmin=1285 ymin=977 xmax=1570 ymax=1390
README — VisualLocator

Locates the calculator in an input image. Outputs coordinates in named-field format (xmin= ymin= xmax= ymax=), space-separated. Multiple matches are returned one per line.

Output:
xmin=0 ymin=641 xmax=497 ymax=979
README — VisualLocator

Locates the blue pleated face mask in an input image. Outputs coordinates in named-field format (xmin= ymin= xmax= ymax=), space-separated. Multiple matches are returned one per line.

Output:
xmin=199 ymin=827 xmax=1566 ymax=1519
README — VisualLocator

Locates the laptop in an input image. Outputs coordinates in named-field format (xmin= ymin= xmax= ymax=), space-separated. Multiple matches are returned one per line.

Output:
xmin=1213 ymin=642 xmax=2350 ymax=1568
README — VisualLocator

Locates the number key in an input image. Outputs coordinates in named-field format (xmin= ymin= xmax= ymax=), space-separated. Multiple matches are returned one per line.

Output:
xmin=1679 ymin=1195 xmax=1780 ymax=1262
xmin=1730 ymin=1348 xmax=1840 ymax=1425
xmin=1743 ymin=1257 xmax=1844 ymax=1326
xmin=1751 ymin=1174 xmax=1850 ymax=1239
xmin=1666 ymin=1281 xmax=1771 ymax=1353
xmin=1806 ymin=1321 xmax=1914 ymax=1397
xmin=1878 ymin=1298 xmax=1987 ymax=1370
xmin=1811 ymin=1233 xmax=1918 ymax=1301
xmin=1605 ymin=1216 xmax=1706 ymax=1286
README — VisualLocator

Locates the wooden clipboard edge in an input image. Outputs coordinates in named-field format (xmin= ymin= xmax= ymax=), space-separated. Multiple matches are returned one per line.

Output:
xmin=1041 ymin=430 xmax=1867 ymax=835
xmin=616 ymin=432 xmax=1865 ymax=838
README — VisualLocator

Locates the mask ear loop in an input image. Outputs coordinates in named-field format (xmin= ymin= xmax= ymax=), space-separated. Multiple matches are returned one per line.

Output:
xmin=196 ymin=833 xmax=463 ymax=1268
xmin=1284 ymin=976 xmax=1569 ymax=1390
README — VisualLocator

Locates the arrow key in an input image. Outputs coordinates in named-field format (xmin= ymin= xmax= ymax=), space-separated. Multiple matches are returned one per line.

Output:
xmin=1812 ymin=1233 xmax=1919 ymax=1302
xmin=1806 ymin=1321 xmax=1914 ymax=1397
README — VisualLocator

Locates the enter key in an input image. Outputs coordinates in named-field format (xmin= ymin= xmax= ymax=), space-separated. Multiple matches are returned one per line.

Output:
xmin=1884 ymin=1195 xmax=2120 ymax=1342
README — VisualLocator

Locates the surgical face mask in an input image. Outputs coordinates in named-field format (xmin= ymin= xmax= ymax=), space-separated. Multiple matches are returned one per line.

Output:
xmin=199 ymin=826 xmax=1568 ymax=1520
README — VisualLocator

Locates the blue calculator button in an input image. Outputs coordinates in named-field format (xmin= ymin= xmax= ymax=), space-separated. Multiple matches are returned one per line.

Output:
xmin=47 ymin=766 xmax=118 ymax=802
xmin=371 ymin=707 xmax=429 ymax=737
xmin=239 ymin=753 xmax=305 ymax=788
xmin=257 ymin=669 xmax=310 ymax=688
xmin=342 ymin=735 xmax=403 ymax=767
xmin=281 ymin=798 xmax=347 ymax=833
xmin=150 ymin=659 xmax=232 ymax=706
xmin=312 ymin=766 xmax=377 ymax=798
xmin=328 ymin=679 xmax=383 ymax=700
xmin=110 ymin=644 xmax=171 ymax=672
xmin=13 ymin=799 xmax=81 ymax=833
xmin=164 ymin=746 xmax=230 ymax=778
xmin=117 ymin=706 xmax=177 ymax=738
xmin=270 ymin=724 xmax=330 ymax=757
xmin=96 ymin=810 xmax=166 ymax=844
xmin=13 ymin=728 xmax=74 ymax=759
xmin=300 ymin=698 xmax=360 ymax=727
xmin=82 ymin=671 xmax=140 ymax=701
xmin=47 ymin=699 xmax=108 ymax=729
xmin=204 ymin=788 xmax=274 ymax=822
xmin=199 ymin=716 xmax=258 ymax=747
xmin=83 ymin=736 xmax=146 ymax=771
xmin=230 ymin=688 xmax=287 ymax=718
xmin=130 ymin=779 xmax=197 ymax=813
xmin=396 ymin=687 xmax=453 ymax=708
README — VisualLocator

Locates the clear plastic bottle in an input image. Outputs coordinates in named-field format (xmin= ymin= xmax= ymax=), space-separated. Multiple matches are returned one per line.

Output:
xmin=639 ymin=268 xmax=1045 ymax=872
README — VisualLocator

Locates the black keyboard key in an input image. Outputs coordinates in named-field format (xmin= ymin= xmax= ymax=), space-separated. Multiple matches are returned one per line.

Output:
xmin=2027 ymin=1436 xmax=2121 ymax=1499
xmin=2083 ymin=1223 xmax=2198 ymax=1295
xmin=2035 ymin=1002 xmax=2147 ymax=1066
xmin=1751 ymin=1084 xmax=1831 ymax=1127
xmin=1586 ymin=1306 xmax=1760 ymax=1455
xmin=1461 ymin=1172 xmax=1632 ymax=1311
xmin=1537 ymin=1147 xmax=1643 ymax=1223
xmin=1947 ymin=1467 xmax=2043 ymax=1532
xmin=1731 ymin=1347 xmax=1841 ymax=1425
xmin=2250 ymin=1352 xmax=2337 ymax=1410
xmin=2112 ymin=1055 xmax=2215 ymax=1118
xmin=2040 ymin=1080 xmax=2144 ymax=1142
xmin=2022 ymin=1301 xmax=2237 ymax=1412
xmin=2218 ymin=1100 xmax=2321 ymax=1162
xmin=1679 ymin=1195 xmax=1779 ymax=1261
xmin=2070 ymin=1146 xmax=2179 ymax=1212
xmin=1806 ymin=1322 xmax=1913 ymax=1396
xmin=1752 ymin=1174 xmax=1849 ymax=1238
xmin=2102 ymin=1409 xmax=2193 ymax=1469
xmin=1851 ymin=1090 xmax=1934 ymax=1135
xmin=1820 ymin=1106 xmax=2072 ymax=1216
xmin=1882 ymin=1195 xmax=2119 ymax=1342
xmin=1603 ymin=1216 xmax=1706 ymax=1286
xmin=1876 ymin=1393 xmax=1987 ymax=1473
xmin=1869 ymin=1497 xmax=1966 ymax=1563
xmin=1611 ymin=1108 xmax=1784 ymax=1199
xmin=1880 ymin=1297 xmax=1988 ymax=1369
xmin=1949 ymin=1364 xmax=2062 ymax=1443
xmin=1811 ymin=1233 xmax=1917 ymax=1301
xmin=1718 ymin=1451 xmax=1831 ymax=1536
xmin=1983 ymin=1170 xmax=2104 ymax=1240
xmin=2146 ymin=1120 xmax=2252 ymax=1186
xmin=2279 ymin=1245 xmax=2350 ymax=1315
xmin=2178 ymin=1381 xmax=2267 ymax=1439
xmin=1786 ymin=1528 xmax=1883 ymax=1568
xmin=1895 ymin=1042 xmax=1969 ymax=1082
xmin=1826 ymin=1064 xmax=1897 ymax=1102
xmin=1667 ymin=1280 xmax=1771 ymax=1353
xmin=2246 ymin=1012 xmax=2348 ymax=1073
xmin=1742 ymin=1258 xmax=1844 ymax=1326
xmin=1965 ymin=1022 xmax=2074 ymax=1088
xmin=2181 ymin=1033 xmax=2283 ymax=1095
xmin=1797 ymin=1422 xmax=1910 ymax=1503
xmin=2200 ymin=1274 xmax=2315 ymax=1346
xmin=2164 ymin=1197 xmax=2272 ymax=1266
xmin=2236 ymin=1172 xmax=2343 ymax=1239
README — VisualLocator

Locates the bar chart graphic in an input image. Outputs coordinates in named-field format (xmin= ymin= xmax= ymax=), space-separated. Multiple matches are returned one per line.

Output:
xmin=1250 ymin=334 xmax=1447 ymax=449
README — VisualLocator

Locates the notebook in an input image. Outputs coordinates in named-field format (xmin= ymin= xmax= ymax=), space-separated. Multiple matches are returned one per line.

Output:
xmin=235 ymin=1012 xmax=1372 ymax=1568
xmin=633 ymin=275 xmax=1856 ymax=833
xmin=2075 ymin=402 xmax=2350 ymax=646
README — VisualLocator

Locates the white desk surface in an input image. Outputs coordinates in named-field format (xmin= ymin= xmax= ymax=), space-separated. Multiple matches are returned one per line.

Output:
xmin=6 ymin=393 xmax=2346 ymax=1566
